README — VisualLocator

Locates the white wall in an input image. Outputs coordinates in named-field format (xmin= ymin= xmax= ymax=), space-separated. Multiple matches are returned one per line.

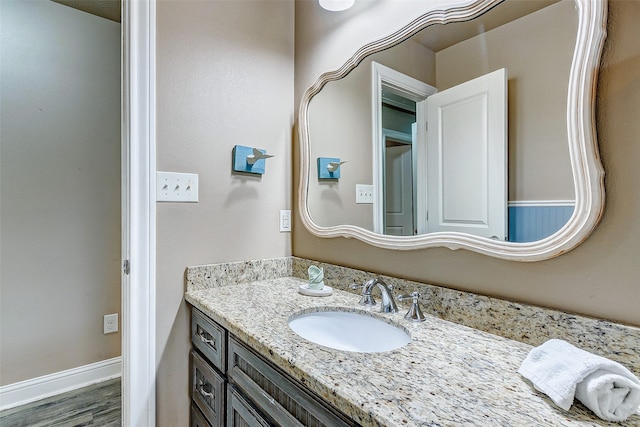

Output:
xmin=155 ymin=1 xmax=294 ymax=424
xmin=0 ymin=0 xmax=121 ymax=385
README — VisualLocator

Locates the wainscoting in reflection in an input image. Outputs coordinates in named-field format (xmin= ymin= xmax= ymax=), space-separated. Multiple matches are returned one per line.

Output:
xmin=508 ymin=201 xmax=575 ymax=243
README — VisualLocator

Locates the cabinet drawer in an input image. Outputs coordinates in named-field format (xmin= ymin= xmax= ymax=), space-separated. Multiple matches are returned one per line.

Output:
xmin=227 ymin=337 xmax=357 ymax=427
xmin=227 ymin=384 xmax=270 ymax=427
xmin=191 ymin=404 xmax=213 ymax=427
xmin=192 ymin=308 xmax=226 ymax=372
xmin=191 ymin=351 xmax=225 ymax=427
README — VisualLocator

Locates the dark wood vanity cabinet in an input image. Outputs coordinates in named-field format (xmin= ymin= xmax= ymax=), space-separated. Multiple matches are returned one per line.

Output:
xmin=226 ymin=385 xmax=270 ymax=427
xmin=189 ymin=307 xmax=358 ymax=427
xmin=191 ymin=309 xmax=227 ymax=426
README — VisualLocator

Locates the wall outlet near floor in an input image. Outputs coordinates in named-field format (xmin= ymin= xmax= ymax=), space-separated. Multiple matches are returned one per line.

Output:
xmin=103 ymin=313 xmax=118 ymax=334
xmin=356 ymin=184 xmax=374 ymax=204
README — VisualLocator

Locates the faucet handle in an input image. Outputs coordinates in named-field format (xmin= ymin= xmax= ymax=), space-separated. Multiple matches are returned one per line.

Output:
xmin=351 ymin=283 xmax=376 ymax=306
xmin=396 ymin=291 xmax=419 ymax=302
xmin=396 ymin=292 xmax=426 ymax=322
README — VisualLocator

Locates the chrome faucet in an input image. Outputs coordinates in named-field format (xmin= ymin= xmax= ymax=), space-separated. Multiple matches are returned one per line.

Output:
xmin=351 ymin=277 xmax=398 ymax=313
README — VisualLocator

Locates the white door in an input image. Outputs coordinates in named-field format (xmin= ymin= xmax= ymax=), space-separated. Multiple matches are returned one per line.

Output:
xmin=426 ymin=68 xmax=507 ymax=239
xmin=385 ymin=144 xmax=414 ymax=236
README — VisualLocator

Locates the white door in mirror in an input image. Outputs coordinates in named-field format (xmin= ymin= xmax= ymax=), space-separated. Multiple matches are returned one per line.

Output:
xmin=385 ymin=145 xmax=414 ymax=235
xmin=425 ymin=68 xmax=507 ymax=239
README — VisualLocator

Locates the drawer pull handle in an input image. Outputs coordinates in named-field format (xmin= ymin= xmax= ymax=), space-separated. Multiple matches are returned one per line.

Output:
xmin=197 ymin=328 xmax=215 ymax=347
xmin=199 ymin=333 xmax=214 ymax=346
xmin=261 ymin=390 xmax=276 ymax=406
xmin=197 ymin=380 xmax=214 ymax=399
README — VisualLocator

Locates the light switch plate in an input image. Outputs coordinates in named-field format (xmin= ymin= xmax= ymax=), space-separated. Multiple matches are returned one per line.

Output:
xmin=280 ymin=210 xmax=291 ymax=232
xmin=356 ymin=184 xmax=374 ymax=204
xmin=156 ymin=171 xmax=199 ymax=202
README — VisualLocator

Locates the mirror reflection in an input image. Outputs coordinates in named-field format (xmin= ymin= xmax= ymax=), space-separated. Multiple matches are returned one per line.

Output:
xmin=307 ymin=0 xmax=578 ymax=242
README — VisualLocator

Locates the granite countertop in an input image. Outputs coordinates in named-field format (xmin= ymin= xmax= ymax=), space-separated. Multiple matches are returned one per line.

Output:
xmin=185 ymin=277 xmax=638 ymax=427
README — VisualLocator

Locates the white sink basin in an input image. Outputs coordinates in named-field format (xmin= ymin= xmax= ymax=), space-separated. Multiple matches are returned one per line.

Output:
xmin=288 ymin=310 xmax=410 ymax=353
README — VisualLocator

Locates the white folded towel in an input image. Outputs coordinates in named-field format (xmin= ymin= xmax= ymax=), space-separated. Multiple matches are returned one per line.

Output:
xmin=518 ymin=339 xmax=640 ymax=422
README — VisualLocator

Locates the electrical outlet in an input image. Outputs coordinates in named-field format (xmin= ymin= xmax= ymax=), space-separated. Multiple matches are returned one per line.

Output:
xmin=356 ymin=184 xmax=374 ymax=204
xmin=280 ymin=210 xmax=291 ymax=232
xmin=156 ymin=171 xmax=199 ymax=202
xmin=104 ymin=313 xmax=118 ymax=334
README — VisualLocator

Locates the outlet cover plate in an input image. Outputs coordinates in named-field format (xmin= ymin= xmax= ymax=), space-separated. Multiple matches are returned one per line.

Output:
xmin=104 ymin=313 xmax=118 ymax=334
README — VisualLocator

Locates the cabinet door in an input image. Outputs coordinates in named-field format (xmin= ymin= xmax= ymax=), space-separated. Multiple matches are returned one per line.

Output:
xmin=227 ymin=385 xmax=270 ymax=427
xmin=191 ymin=404 xmax=213 ymax=427
xmin=191 ymin=351 xmax=225 ymax=426
xmin=228 ymin=337 xmax=357 ymax=427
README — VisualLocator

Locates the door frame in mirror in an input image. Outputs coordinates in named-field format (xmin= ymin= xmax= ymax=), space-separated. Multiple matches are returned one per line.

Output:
xmin=372 ymin=62 xmax=436 ymax=235
xmin=297 ymin=0 xmax=607 ymax=261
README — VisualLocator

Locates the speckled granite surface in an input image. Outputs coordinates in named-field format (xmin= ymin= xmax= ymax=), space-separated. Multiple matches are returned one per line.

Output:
xmin=186 ymin=257 xmax=291 ymax=291
xmin=290 ymin=257 xmax=640 ymax=375
xmin=186 ymin=256 xmax=639 ymax=378
xmin=186 ymin=278 xmax=640 ymax=426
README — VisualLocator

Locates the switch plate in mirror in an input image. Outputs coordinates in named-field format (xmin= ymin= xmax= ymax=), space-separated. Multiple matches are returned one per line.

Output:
xmin=356 ymin=185 xmax=373 ymax=204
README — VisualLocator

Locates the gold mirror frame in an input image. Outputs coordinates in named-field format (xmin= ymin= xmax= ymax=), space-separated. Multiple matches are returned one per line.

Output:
xmin=297 ymin=0 xmax=607 ymax=261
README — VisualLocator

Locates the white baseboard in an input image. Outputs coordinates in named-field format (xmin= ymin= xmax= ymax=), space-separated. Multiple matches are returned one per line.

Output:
xmin=0 ymin=357 xmax=121 ymax=411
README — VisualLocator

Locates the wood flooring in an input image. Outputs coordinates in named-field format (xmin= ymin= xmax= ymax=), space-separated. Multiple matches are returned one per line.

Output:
xmin=0 ymin=378 xmax=121 ymax=427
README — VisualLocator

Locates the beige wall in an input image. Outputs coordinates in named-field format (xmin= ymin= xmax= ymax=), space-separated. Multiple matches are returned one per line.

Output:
xmin=155 ymin=0 xmax=294 ymax=424
xmin=436 ymin=0 xmax=576 ymax=201
xmin=294 ymin=0 xmax=640 ymax=328
xmin=308 ymin=41 xmax=434 ymax=229
xmin=4 ymin=2 xmax=636 ymax=425
xmin=0 ymin=0 xmax=121 ymax=385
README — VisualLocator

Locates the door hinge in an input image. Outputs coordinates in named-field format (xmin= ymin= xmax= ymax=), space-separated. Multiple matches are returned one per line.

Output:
xmin=123 ymin=259 xmax=130 ymax=275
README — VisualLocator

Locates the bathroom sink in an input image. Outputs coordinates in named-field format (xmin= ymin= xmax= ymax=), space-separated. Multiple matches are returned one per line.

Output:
xmin=288 ymin=310 xmax=410 ymax=353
